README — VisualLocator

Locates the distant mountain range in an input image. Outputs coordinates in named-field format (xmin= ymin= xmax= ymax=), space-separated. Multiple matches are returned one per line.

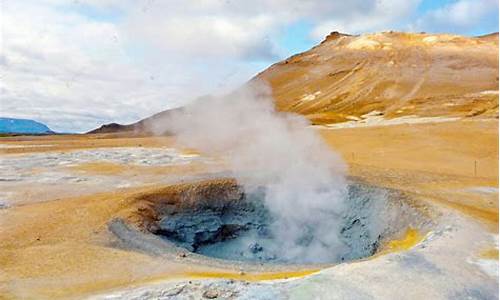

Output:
xmin=0 ymin=117 xmax=54 ymax=135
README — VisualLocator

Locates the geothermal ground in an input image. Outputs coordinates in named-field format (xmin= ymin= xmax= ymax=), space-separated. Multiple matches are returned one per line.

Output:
xmin=1 ymin=31 xmax=498 ymax=299
xmin=0 ymin=117 xmax=497 ymax=299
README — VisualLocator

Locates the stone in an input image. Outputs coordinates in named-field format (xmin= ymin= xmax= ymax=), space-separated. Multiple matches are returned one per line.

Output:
xmin=202 ymin=288 xmax=219 ymax=299
xmin=249 ymin=242 xmax=263 ymax=253
xmin=160 ymin=285 xmax=185 ymax=297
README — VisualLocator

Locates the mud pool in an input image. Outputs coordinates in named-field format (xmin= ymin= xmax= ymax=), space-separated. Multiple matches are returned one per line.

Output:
xmin=151 ymin=181 xmax=429 ymax=265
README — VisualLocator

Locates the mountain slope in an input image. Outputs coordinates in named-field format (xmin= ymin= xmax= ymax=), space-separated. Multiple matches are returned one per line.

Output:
xmin=0 ymin=117 xmax=54 ymax=134
xmin=253 ymin=31 xmax=498 ymax=124
xmin=88 ymin=108 xmax=183 ymax=134
xmin=89 ymin=31 xmax=499 ymax=134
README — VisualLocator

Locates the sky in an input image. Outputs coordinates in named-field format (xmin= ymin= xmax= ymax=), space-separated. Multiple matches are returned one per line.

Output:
xmin=1 ymin=0 xmax=498 ymax=132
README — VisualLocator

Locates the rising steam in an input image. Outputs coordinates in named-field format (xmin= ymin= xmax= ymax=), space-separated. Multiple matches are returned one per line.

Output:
xmin=163 ymin=81 xmax=349 ymax=263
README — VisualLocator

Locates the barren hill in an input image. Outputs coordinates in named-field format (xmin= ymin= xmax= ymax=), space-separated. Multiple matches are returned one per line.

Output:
xmin=0 ymin=117 xmax=54 ymax=135
xmin=90 ymin=31 xmax=499 ymax=133
xmin=88 ymin=108 xmax=184 ymax=135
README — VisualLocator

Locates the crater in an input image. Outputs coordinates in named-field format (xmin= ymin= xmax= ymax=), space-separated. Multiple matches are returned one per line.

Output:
xmin=127 ymin=178 xmax=432 ymax=266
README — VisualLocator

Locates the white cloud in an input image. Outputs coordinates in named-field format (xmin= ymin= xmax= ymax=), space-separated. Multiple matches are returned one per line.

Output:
xmin=413 ymin=0 xmax=499 ymax=34
xmin=1 ymin=1 xmax=197 ymax=132
xmin=125 ymin=11 xmax=278 ymax=60
xmin=309 ymin=0 xmax=421 ymax=38
xmin=120 ymin=0 xmax=422 ymax=56
xmin=1 ymin=0 xmax=496 ymax=132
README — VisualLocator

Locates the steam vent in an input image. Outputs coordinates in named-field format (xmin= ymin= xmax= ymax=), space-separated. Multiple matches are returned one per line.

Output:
xmin=1 ymin=27 xmax=498 ymax=300
xmin=142 ymin=181 xmax=429 ymax=265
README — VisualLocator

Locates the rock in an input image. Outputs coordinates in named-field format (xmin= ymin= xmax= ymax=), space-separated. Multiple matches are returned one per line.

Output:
xmin=249 ymin=242 xmax=263 ymax=253
xmin=160 ymin=284 xmax=185 ymax=297
xmin=202 ymin=288 xmax=219 ymax=299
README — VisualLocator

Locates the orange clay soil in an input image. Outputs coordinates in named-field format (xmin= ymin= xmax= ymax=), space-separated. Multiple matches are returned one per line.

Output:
xmin=0 ymin=118 xmax=497 ymax=298
xmin=320 ymin=119 xmax=498 ymax=230
xmin=0 ymin=134 xmax=176 ymax=155
xmin=67 ymin=160 xmax=213 ymax=177
xmin=256 ymin=32 xmax=499 ymax=124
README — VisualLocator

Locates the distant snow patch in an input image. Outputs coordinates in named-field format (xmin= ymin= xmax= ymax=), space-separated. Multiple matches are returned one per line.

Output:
xmin=479 ymin=90 xmax=499 ymax=95
xmin=319 ymin=113 xmax=460 ymax=129
xmin=464 ymin=187 xmax=499 ymax=194
xmin=423 ymin=36 xmax=439 ymax=43
xmin=300 ymin=91 xmax=321 ymax=102
xmin=0 ymin=144 xmax=54 ymax=149
xmin=346 ymin=37 xmax=381 ymax=50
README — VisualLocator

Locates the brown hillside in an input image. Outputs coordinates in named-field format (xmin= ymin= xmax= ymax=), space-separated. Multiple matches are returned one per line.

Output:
xmin=90 ymin=31 xmax=499 ymax=133
xmin=254 ymin=31 xmax=499 ymax=124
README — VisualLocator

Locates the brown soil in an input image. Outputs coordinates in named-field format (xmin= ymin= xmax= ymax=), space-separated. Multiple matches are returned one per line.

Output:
xmin=0 ymin=119 xmax=497 ymax=298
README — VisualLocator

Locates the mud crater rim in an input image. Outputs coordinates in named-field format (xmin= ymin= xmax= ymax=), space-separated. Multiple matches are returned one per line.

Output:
xmin=140 ymin=179 xmax=431 ymax=266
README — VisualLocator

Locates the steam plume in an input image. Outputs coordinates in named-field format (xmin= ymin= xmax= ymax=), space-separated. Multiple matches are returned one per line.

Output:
xmin=164 ymin=81 xmax=348 ymax=263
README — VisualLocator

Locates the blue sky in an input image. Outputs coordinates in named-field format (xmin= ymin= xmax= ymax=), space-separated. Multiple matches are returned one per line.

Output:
xmin=416 ymin=0 xmax=499 ymax=36
xmin=1 ymin=0 xmax=498 ymax=132
xmin=76 ymin=0 xmax=500 ymax=57
xmin=278 ymin=0 xmax=499 ymax=57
